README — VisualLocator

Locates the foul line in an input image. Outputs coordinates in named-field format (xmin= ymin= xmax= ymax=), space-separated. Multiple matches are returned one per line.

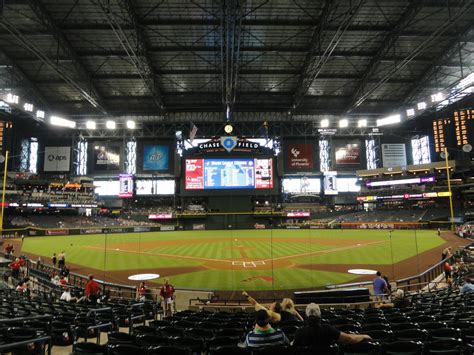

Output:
xmin=84 ymin=240 xmax=386 ymax=265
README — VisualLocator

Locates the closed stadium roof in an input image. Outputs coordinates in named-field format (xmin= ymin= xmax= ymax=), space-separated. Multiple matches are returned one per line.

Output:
xmin=0 ymin=0 xmax=473 ymax=121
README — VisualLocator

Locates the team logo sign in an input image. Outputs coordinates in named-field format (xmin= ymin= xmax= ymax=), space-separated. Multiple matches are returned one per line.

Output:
xmin=220 ymin=136 xmax=238 ymax=152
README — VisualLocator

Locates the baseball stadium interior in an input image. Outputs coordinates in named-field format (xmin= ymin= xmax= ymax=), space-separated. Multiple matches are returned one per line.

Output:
xmin=0 ymin=0 xmax=474 ymax=354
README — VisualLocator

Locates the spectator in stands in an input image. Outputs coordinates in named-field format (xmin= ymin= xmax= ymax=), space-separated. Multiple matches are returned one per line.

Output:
xmin=293 ymin=303 xmax=372 ymax=348
xmin=372 ymin=271 xmax=388 ymax=302
xmin=60 ymin=287 xmax=77 ymax=302
xmin=136 ymin=281 xmax=147 ymax=302
xmin=59 ymin=276 xmax=67 ymax=286
xmin=18 ymin=256 xmax=27 ymax=276
xmin=441 ymin=246 xmax=452 ymax=261
xmin=9 ymin=257 xmax=21 ymax=279
xmin=36 ymin=256 xmax=42 ymax=268
xmin=244 ymin=309 xmax=289 ymax=348
xmin=280 ymin=298 xmax=304 ymax=322
xmin=4 ymin=243 xmax=14 ymax=255
xmin=58 ymin=251 xmax=65 ymax=269
xmin=51 ymin=253 xmax=57 ymax=268
xmin=460 ymin=277 xmax=474 ymax=295
xmin=376 ymin=289 xmax=410 ymax=309
xmin=59 ymin=266 xmax=70 ymax=279
xmin=242 ymin=291 xmax=282 ymax=324
xmin=443 ymin=260 xmax=453 ymax=286
xmin=85 ymin=274 xmax=100 ymax=305
xmin=160 ymin=278 xmax=175 ymax=317
xmin=382 ymin=275 xmax=392 ymax=295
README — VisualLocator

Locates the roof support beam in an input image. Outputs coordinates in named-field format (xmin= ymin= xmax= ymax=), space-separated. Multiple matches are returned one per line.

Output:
xmin=347 ymin=0 xmax=474 ymax=112
xmin=25 ymin=0 xmax=106 ymax=113
xmin=219 ymin=0 xmax=245 ymax=119
xmin=403 ymin=26 xmax=474 ymax=103
xmin=94 ymin=0 xmax=165 ymax=113
xmin=291 ymin=0 xmax=364 ymax=112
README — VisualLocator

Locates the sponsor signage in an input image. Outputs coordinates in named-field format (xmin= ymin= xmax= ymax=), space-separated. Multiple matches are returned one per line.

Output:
xmin=367 ymin=176 xmax=435 ymax=187
xmin=149 ymin=213 xmax=173 ymax=220
xmin=324 ymin=171 xmax=338 ymax=195
xmin=71 ymin=204 xmax=98 ymax=208
xmin=192 ymin=224 xmax=205 ymax=230
xmin=286 ymin=225 xmax=301 ymax=229
xmin=160 ymin=225 xmax=176 ymax=231
xmin=286 ymin=211 xmax=310 ymax=218
xmin=26 ymin=203 xmax=43 ymax=207
xmin=48 ymin=203 xmax=69 ymax=208
xmin=65 ymin=183 xmax=81 ymax=189
xmin=93 ymin=144 xmax=120 ymax=171
xmin=81 ymin=229 xmax=102 ymax=234
xmin=133 ymin=227 xmax=151 ymax=232
xmin=143 ymin=145 xmax=169 ymax=171
xmin=119 ymin=174 xmax=134 ymax=198
xmin=46 ymin=229 xmax=69 ymax=236
xmin=357 ymin=191 xmax=452 ymax=202
xmin=44 ymin=146 xmax=71 ymax=172
xmin=197 ymin=138 xmax=260 ymax=153
xmin=286 ymin=143 xmax=314 ymax=171
xmin=254 ymin=223 xmax=266 ymax=229
xmin=335 ymin=143 xmax=360 ymax=165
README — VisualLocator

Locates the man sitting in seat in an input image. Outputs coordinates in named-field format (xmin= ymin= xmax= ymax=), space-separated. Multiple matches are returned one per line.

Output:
xmin=293 ymin=303 xmax=372 ymax=347
xmin=244 ymin=309 xmax=289 ymax=348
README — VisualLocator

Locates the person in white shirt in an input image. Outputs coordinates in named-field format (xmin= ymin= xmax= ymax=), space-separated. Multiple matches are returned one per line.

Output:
xmin=60 ymin=288 xmax=76 ymax=302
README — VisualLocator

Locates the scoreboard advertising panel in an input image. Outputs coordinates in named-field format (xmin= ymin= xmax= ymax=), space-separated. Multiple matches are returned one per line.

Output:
xmin=185 ymin=158 xmax=273 ymax=190
xmin=334 ymin=142 xmax=360 ymax=165
xmin=143 ymin=145 xmax=169 ymax=171
xmin=285 ymin=143 xmax=314 ymax=171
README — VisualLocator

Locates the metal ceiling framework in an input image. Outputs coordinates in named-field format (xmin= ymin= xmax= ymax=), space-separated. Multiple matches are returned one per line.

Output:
xmin=0 ymin=0 xmax=472 ymax=123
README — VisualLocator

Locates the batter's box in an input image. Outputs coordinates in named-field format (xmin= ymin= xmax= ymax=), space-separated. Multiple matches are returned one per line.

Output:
xmin=232 ymin=261 xmax=266 ymax=268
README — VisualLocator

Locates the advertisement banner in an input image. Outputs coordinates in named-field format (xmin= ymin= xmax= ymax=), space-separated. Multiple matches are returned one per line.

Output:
xmin=286 ymin=143 xmax=314 ymax=171
xmin=46 ymin=229 xmax=69 ymax=236
xmin=185 ymin=159 xmax=204 ymax=189
xmin=44 ymin=146 xmax=71 ymax=172
xmin=81 ymin=229 xmax=103 ymax=235
xmin=143 ymin=145 xmax=169 ymax=171
xmin=192 ymin=224 xmax=205 ymax=230
xmin=93 ymin=144 xmax=121 ymax=171
xmin=160 ymin=226 xmax=176 ymax=231
xmin=254 ymin=223 xmax=266 ymax=229
xmin=133 ymin=227 xmax=151 ymax=232
xmin=335 ymin=143 xmax=360 ymax=165
xmin=119 ymin=174 xmax=134 ymax=198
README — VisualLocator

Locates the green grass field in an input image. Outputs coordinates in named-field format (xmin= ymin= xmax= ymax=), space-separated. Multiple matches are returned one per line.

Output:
xmin=21 ymin=229 xmax=445 ymax=290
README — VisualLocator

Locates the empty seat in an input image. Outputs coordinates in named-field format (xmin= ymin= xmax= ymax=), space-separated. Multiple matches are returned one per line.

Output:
xmin=365 ymin=330 xmax=393 ymax=342
xmin=107 ymin=343 xmax=142 ymax=355
xmin=423 ymin=338 xmax=463 ymax=354
xmin=429 ymin=328 xmax=461 ymax=340
xmin=393 ymin=329 xmax=428 ymax=342
xmin=148 ymin=345 xmax=192 ymax=355
xmin=382 ymin=340 xmax=423 ymax=355
xmin=208 ymin=345 xmax=251 ymax=355
xmin=340 ymin=341 xmax=381 ymax=354
xmin=73 ymin=342 xmax=106 ymax=355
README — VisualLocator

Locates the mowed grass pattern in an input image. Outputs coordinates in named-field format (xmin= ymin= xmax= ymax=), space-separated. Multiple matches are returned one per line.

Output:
xmin=21 ymin=229 xmax=445 ymax=290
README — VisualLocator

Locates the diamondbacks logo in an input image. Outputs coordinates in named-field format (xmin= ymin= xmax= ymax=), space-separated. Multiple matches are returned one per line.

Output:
xmin=220 ymin=136 xmax=238 ymax=152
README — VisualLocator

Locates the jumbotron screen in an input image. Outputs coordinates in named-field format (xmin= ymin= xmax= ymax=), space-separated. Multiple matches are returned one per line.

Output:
xmin=185 ymin=158 xmax=273 ymax=190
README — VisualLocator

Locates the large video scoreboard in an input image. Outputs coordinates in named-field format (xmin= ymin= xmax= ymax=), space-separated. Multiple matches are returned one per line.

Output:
xmin=433 ymin=109 xmax=474 ymax=154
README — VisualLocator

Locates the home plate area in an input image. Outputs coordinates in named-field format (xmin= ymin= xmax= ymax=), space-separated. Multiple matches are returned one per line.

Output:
xmin=232 ymin=261 xmax=266 ymax=268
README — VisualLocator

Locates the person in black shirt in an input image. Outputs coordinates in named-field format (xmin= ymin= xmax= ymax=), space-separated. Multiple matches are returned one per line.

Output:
xmin=293 ymin=303 xmax=372 ymax=347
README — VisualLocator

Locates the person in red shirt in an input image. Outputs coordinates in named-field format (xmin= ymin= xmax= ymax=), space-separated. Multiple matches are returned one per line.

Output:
xmin=5 ymin=244 xmax=14 ymax=255
xmin=160 ymin=278 xmax=175 ymax=317
xmin=136 ymin=282 xmax=147 ymax=302
xmin=85 ymin=274 xmax=100 ymax=305
xmin=59 ymin=276 xmax=68 ymax=286
xmin=9 ymin=258 xmax=21 ymax=279
xmin=444 ymin=261 xmax=453 ymax=286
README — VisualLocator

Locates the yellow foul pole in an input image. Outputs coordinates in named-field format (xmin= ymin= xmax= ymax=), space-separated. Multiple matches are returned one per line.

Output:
xmin=0 ymin=150 xmax=9 ymax=233
xmin=444 ymin=148 xmax=455 ymax=231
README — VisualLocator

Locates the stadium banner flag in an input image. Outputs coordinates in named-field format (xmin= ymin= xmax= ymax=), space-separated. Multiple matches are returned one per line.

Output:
xmin=286 ymin=143 xmax=314 ymax=171
xmin=382 ymin=143 xmax=407 ymax=168
xmin=190 ymin=122 xmax=198 ymax=143
xmin=143 ymin=145 xmax=169 ymax=171
xmin=335 ymin=142 xmax=360 ymax=165
xmin=44 ymin=146 xmax=71 ymax=172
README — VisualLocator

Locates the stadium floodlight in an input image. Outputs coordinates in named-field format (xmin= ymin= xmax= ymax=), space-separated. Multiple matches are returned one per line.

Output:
xmin=106 ymin=120 xmax=116 ymax=129
xmin=358 ymin=119 xmax=367 ymax=127
xmin=417 ymin=102 xmax=426 ymax=110
xmin=320 ymin=119 xmax=329 ymax=128
xmin=86 ymin=121 xmax=96 ymax=130
xmin=36 ymin=110 xmax=45 ymax=119
xmin=456 ymin=72 xmax=474 ymax=90
xmin=376 ymin=114 xmax=401 ymax=127
xmin=431 ymin=92 xmax=444 ymax=103
xmin=339 ymin=119 xmax=349 ymax=128
xmin=23 ymin=103 xmax=33 ymax=112
xmin=6 ymin=93 xmax=19 ymax=104
xmin=406 ymin=108 xmax=415 ymax=117
xmin=126 ymin=120 xmax=136 ymax=129
xmin=50 ymin=115 xmax=76 ymax=129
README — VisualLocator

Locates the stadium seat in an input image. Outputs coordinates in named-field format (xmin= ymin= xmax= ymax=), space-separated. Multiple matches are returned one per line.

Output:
xmin=107 ymin=331 xmax=135 ymax=345
xmin=135 ymin=334 xmax=169 ymax=347
xmin=365 ymin=330 xmax=394 ymax=342
xmin=170 ymin=336 xmax=204 ymax=354
xmin=381 ymin=340 xmax=423 ymax=355
xmin=73 ymin=342 xmax=106 ymax=355
xmin=147 ymin=345 xmax=192 ymax=355
xmin=423 ymin=338 xmax=464 ymax=354
xmin=293 ymin=345 xmax=339 ymax=355
xmin=208 ymin=336 xmax=241 ymax=350
xmin=428 ymin=327 xmax=461 ymax=340
xmin=361 ymin=323 xmax=391 ymax=332
xmin=390 ymin=323 xmax=419 ymax=331
xmin=107 ymin=343 xmax=143 ymax=355
xmin=393 ymin=329 xmax=428 ymax=342
xmin=250 ymin=345 xmax=294 ymax=355
xmin=340 ymin=341 xmax=381 ymax=354
xmin=208 ymin=345 xmax=252 ymax=355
